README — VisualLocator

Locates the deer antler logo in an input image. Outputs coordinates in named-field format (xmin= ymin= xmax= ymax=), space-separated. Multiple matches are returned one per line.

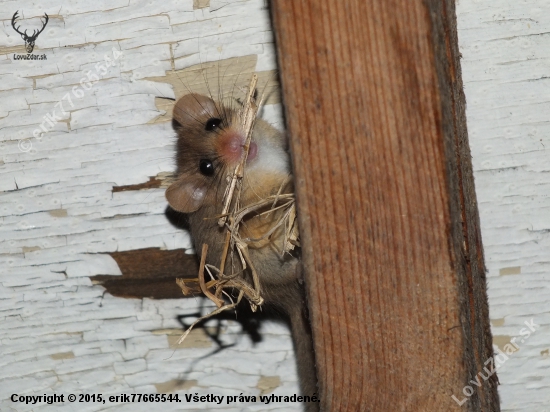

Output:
xmin=11 ymin=11 xmax=49 ymax=54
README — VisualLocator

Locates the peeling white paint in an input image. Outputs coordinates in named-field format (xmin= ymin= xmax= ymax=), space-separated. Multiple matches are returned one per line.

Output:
xmin=457 ymin=1 xmax=550 ymax=410
xmin=0 ymin=0 xmax=297 ymax=410
xmin=2 ymin=0 xmax=548 ymax=410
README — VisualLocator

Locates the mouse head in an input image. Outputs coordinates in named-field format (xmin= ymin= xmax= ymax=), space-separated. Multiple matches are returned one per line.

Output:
xmin=166 ymin=93 xmax=256 ymax=213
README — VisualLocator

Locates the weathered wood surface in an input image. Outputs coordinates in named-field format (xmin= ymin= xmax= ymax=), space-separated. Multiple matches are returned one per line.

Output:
xmin=91 ymin=248 xmax=201 ymax=299
xmin=456 ymin=2 xmax=550 ymax=410
xmin=272 ymin=0 xmax=498 ymax=410
xmin=0 ymin=0 xmax=548 ymax=410
xmin=0 ymin=1 xmax=302 ymax=410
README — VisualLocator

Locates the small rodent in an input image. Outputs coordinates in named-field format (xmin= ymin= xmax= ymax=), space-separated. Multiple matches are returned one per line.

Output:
xmin=166 ymin=93 xmax=319 ymax=411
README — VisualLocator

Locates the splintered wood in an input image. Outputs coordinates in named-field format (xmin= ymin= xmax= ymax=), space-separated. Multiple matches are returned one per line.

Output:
xmin=176 ymin=75 xmax=299 ymax=345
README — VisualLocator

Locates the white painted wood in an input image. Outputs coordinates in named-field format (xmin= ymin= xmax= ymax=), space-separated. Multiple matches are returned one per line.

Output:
xmin=457 ymin=1 xmax=550 ymax=410
xmin=0 ymin=1 xmax=300 ymax=410
xmin=1 ymin=0 xmax=549 ymax=410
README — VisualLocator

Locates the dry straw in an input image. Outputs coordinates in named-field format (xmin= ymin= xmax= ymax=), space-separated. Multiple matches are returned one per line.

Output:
xmin=176 ymin=74 xmax=299 ymax=344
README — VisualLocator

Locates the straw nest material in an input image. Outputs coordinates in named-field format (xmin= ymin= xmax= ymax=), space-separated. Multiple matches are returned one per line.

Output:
xmin=175 ymin=74 xmax=299 ymax=344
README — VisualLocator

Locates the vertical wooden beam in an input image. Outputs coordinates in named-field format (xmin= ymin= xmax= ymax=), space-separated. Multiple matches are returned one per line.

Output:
xmin=271 ymin=0 xmax=500 ymax=411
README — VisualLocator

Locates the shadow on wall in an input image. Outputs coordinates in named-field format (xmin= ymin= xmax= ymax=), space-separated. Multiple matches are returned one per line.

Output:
xmin=90 ymin=205 xmax=288 ymax=354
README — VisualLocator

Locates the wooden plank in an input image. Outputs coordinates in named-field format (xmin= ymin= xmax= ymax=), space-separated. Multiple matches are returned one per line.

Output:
xmin=271 ymin=0 xmax=499 ymax=410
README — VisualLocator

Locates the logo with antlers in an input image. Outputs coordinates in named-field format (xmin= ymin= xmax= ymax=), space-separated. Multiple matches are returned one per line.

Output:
xmin=11 ymin=11 xmax=49 ymax=54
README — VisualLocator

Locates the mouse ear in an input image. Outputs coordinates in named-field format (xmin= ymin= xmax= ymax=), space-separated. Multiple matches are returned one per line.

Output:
xmin=165 ymin=178 xmax=207 ymax=213
xmin=173 ymin=94 xmax=218 ymax=130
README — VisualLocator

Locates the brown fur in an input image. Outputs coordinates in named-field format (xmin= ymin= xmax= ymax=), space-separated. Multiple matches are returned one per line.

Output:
xmin=166 ymin=94 xmax=319 ymax=411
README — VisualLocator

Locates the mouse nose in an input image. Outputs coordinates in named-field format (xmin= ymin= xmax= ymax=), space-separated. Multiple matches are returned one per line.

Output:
xmin=218 ymin=130 xmax=246 ymax=163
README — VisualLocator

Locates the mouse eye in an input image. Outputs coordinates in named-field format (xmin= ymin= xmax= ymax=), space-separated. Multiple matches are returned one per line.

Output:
xmin=205 ymin=118 xmax=222 ymax=131
xmin=199 ymin=159 xmax=214 ymax=176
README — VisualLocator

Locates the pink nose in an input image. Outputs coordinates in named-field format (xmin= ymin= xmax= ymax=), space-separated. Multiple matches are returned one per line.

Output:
xmin=218 ymin=131 xmax=245 ymax=163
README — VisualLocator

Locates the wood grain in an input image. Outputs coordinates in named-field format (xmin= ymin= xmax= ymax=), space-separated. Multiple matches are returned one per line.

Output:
xmin=272 ymin=0 xmax=499 ymax=410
